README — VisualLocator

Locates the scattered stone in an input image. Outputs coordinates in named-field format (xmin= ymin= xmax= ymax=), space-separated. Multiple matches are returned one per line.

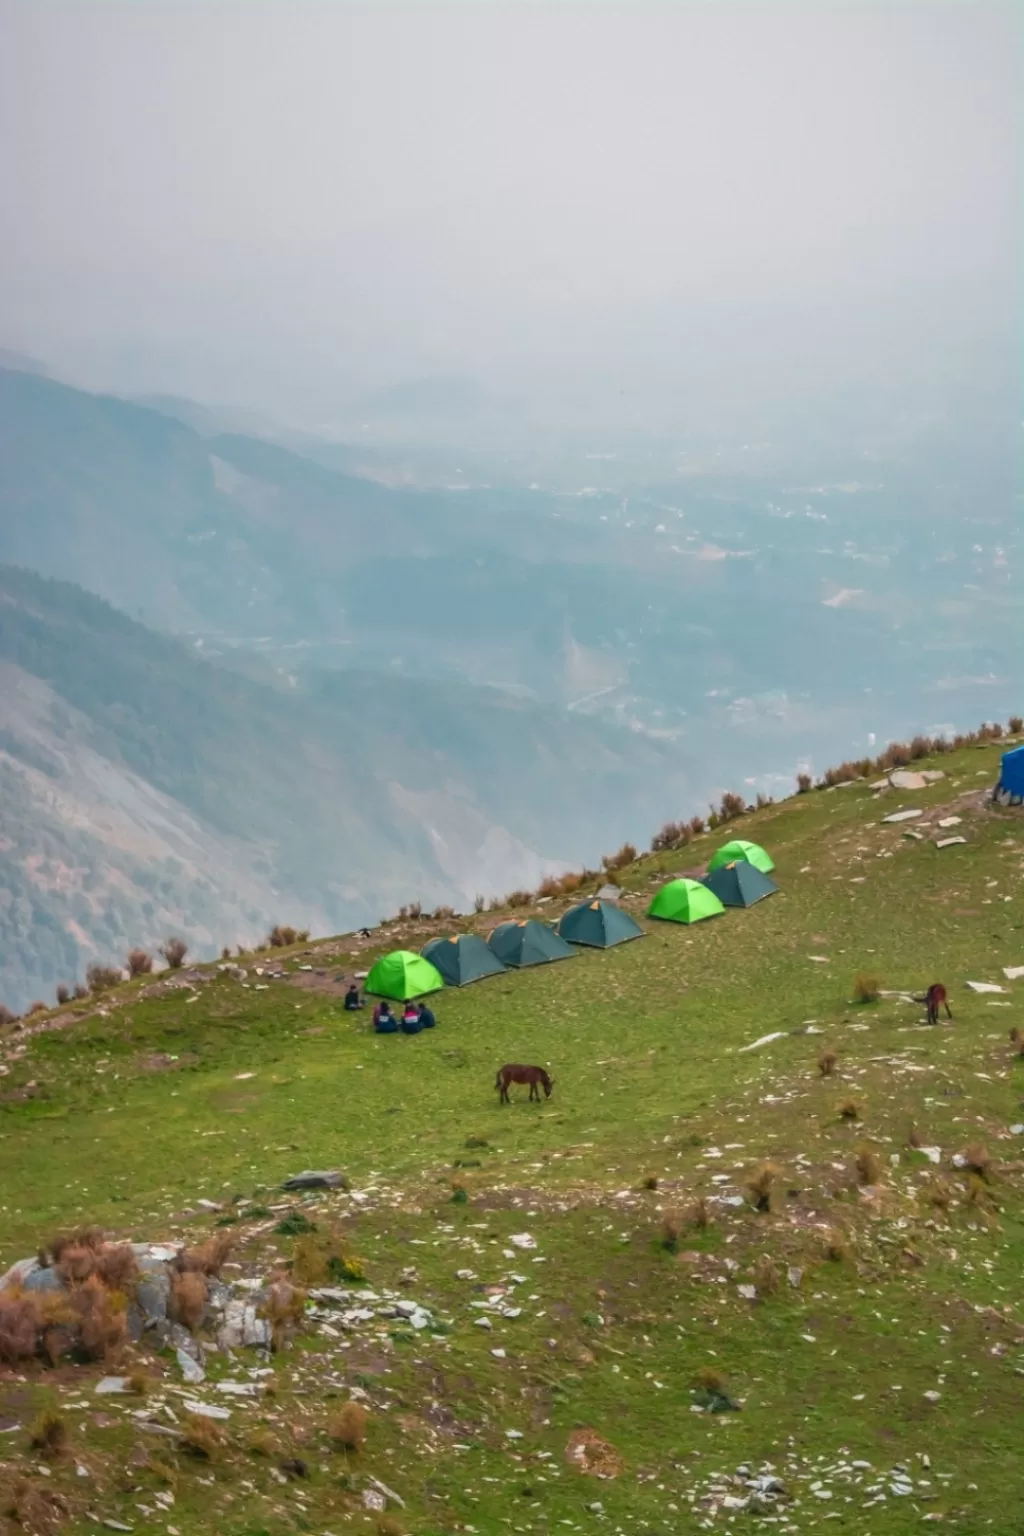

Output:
xmin=509 ymin=1233 xmax=536 ymax=1249
xmin=367 ymin=1476 xmax=405 ymax=1509
xmin=882 ymin=808 xmax=923 ymax=823
xmin=176 ymin=1349 xmax=205 ymax=1385
xmin=739 ymin=1031 xmax=787 ymax=1052
xmin=1003 ymin=965 xmax=1024 ymax=981
xmin=737 ymin=1284 xmax=757 ymax=1300
xmin=787 ymin=1267 xmax=803 ymax=1288
xmin=966 ymin=981 xmax=1007 ymax=994
xmin=103 ymin=1522 xmax=134 ymax=1532
xmin=935 ymin=836 xmax=967 ymax=848
xmin=95 ymin=1377 xmax=131 ymax=1395
xmin=217 ymin=1299 xmax=271 ymax=1350
xmin=182 ymin=1400 xmax=231 ymax=1420
xmin=888 ymin=771 xmax=934 ymax=790
xmin=936 ymin=816 xmax=962 ymax=828
xmin=361 ymin=1488 xmax=387 ymax=1513
xmin=195 ymin=1199 xmax=223 ymax=1213
xmin=281 ymin=1170 xmax=348 ymax=1191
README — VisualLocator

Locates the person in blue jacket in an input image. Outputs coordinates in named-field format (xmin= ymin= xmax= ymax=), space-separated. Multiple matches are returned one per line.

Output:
xmin=400 ymin=1002 xmax=423 ymax=1035
xmin=418 ymin=1002 xmax=436 ymax=1030
xmin=373 ymin=1001 xmax=399 ymax=1034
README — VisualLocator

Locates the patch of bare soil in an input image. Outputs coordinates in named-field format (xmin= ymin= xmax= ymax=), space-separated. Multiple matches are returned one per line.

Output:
xmin=565 ymin=1428 xmax=622 ymax=1478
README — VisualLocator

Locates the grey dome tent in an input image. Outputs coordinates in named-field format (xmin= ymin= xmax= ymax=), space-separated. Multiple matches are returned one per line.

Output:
xmin=701 ymin=860 xmax=777 ymax=908
xmin=421 ymin=934 xmax=507 ymax=986
xmin=487 ymin=919 xmax=576 ymax=969
xmin=556 ymin=898 xmax=644 ymax=949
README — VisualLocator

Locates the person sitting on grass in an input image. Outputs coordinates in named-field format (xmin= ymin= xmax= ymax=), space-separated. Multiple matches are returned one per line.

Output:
xmin=373 ymin=1001 xmax=399 ymax=1033
xmin=401 ymin=1002 xmax=423 ymax=1035
xmin=417 ymin=1001 xmax=436 ymax=1030
xmin=343 ymin=983 xmax=363 ymax=1011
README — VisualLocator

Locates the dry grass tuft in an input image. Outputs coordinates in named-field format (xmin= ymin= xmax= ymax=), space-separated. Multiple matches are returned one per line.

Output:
xmin=797 ymin=771 xmax=813 ymax=793
xmin=127 ymin=1369 xmax=153 ymax=1396
xmin=169 ymin=1271 xmax=208 ymax=1333
xmin=906 ymin=1124 xmax=923 ymax=1149
xmin=86 ymin=963 xmax=122 ymax=994
xmin=0 ymin=1284 xmax=40 ymax=1370
xmin=28 ymin=1410 xmax=68 ymax=1458
xmin=328 ymin=1400 xmax=367 ymax=1452
xmin=752 ymin=1254 xmax=780 ymax=1295
xmin=94 ymin=1242 xmax=139 ymax=1290
xmin=181 ymin=1413 xmax=226 ymax=1460
xmin=1010 ymin=1026 xmax=1024 ymax=1058
xmin=265 ymin=1275 xmax=307 ymax=1352
xmin=852 ymin=972 xmax=881 ymax=1004
xmin=602 ymin=841 xmax=637 ymax=873
xmin=176 ymin=1230 xmax=234 ymax=1277
xmin=642 ymin=1175 xmax=659 ymax=1191
xmin=854 ymin=1145 xmax=884 ymax=1187
xmin=685 ymin=1196 xmax=713 ymax=1230
xmin=378 ymin=1517 xmax=406 ymax=1536
xmin=818 ymin=1050 xmax=837 ymax=1077
xmin=247 ymin=1429 xmax=278 ymax=1458
xmin=960 ymin=1142 xmax=993 ymax=1180
xmin=659 ymin=1211 xmax=682 ymax=1252
xmin=745 ymin=1161 xmax=780 ymax=1213
xmin=838 ymin=1099 xmax=862 ymax=1122
xmin=69 ymin=1275 xmax=129 ymax=1364
xmin=823 ymin=1228 xmax=851 ymax=1263
xmin=924 ymin=1177 xmax=953 ymax=1214
xmin=693 ymin=1364 xmax=726 ymax=1394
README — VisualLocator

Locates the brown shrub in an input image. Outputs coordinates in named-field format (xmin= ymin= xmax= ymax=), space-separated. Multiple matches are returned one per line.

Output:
xmin=838 ymin=1099 xmax=861 ymax=1121
xmin=558 ymin=871 xmax=584 ymax=893
xmin=28 ymin=1410 xmax=68 ymax=1458
xmin=247 ymin=1429 xmax=278 ymax=1458
xmin=506 ymin=888 xmax=533 ymax=908
xmin=181 ymin=1412 xmax=225 ymax=1460
xmin=688 ymin=815 xmax=706 ymax=836
xmin=685 ymin=1195 xmax=713 ymax=1230
xmin=852 ymin=972 xmax=880 ymax=1004
xmin=924 ymin=1177 xmax=953 ymax=1213
xmin=753 ymin=1254 xmax=780 ymax=1295
xmin=127 ymin=1370 xmax=153 ymax=1396
xmin=169 ymin=1271 xmax=208 ymax=1333
xmin=54 ymin=1241 xmax=97 ymax=1285
xmin=160 ymin=936 xmax=188 ymax=969
xmin=265 ymin=1275 xmax=306 ymax=1351
xmin=176 ymin=1230 xmax=234 ymax=1277
xmin=651 ymin=820 xmax=691 ymax=852
xmin=0 ymin=1288 xmax=40 ymax=1365
xmin=718 ymin=791 xmax=746 ymax=822
xmin=818 ymin=1050 xmax=837 ymax=1077
xmin=755 ymin=791 xmax=774 ymax=810
xmin=54 ymin=984 xmax=70 ymax=1006
xmin=221 ymin=946 xmax=232 ymax=960
xmin=377 ymin=1517 xmax=406 ymax=1536
xmin=1009 ymin=715 xmax=1023 ymax=735
xmin=327 ymin=1400 xmax=367 ymax=1452
xmin=824 ymin=1228 xmax=851 ymax=1263
xmin=73 ymin=983 xmax=89 ymax=1000
xmin=602 ymin=842 xmax=637 ymax=873
xmin=642 ymin=1174 xmax=659 ymax=1191
xmin=960 ymin=1142 xmax=993 ymax=1180
xmin=659 ymin=1211 xmax=682 ymax=1252
xmin=94 ymin=1243 xmax=139 ymax=1290
xmin=1010 ymin=1027 xmax=1024 ymax=1058
xmin=693 ymin=1364 xmax=726 ymax=1394
xmin=535 ymin=874 xmax=563 ymax=898
xmin=126 ymin=948 xmax=153 ymax=977
xmin=746 ymin=1162 xmax=780 ymax=1213
xmin=854 ymin=1145 xmax=883 ymax=1187
xmin=432 ymin=904 xmax=457 ymax=920
xmin=86 ymin=963 xmax=122 ymax=993
xmin=28 ymin=1000 xmax=47 ymax=1015
xmin=69 ymin=1276 xmax=128 ymax=1364
xmin=473 ymin=894 xmax=486 ymax=913
xmin=796 ymin=772 xmax=813 ymax=793
xmin=0 ymin=1002 xmax=16 ymax=1026
xmin=966 ymin=1174 xmax=998 ymax=1217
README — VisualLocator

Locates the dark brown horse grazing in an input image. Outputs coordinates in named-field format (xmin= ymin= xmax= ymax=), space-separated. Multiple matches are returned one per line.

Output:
xmin=496 ymin=1063 xmax=553 ymax=1104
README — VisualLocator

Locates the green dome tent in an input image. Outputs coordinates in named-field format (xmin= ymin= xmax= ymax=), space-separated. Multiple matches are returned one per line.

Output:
xmin=365 ymin=950 xmax=444 ymax=1001
xmin=701 ymin=860 xmax=777 ymax=908
xmin=421 ymin=934 xmax=507 ymax=986
xmin=648 ymin=878 xmax=725 ymax=925
xmin=487 ymin=919 xmax=576 ymax=969
xmin=707 ymin=838 xmax=775 ymax=875
xmin=556 ymin=898 xmax=644 ymax=949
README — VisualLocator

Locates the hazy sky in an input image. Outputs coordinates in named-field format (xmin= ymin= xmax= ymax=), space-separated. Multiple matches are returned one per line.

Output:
xmin=0 ymin=2 xmax=1017 ymax=424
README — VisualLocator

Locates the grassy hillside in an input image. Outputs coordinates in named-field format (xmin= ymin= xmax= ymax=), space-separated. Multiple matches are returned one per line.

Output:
xmin=1 ymin=733 xmax=1022 ymax=1534
xmin=0 ymin=564 xmax=691 ymax=1009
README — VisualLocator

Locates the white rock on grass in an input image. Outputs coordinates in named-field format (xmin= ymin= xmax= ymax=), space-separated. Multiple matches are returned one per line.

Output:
xmin=182 ymin=1400 xmax=231 ymax=1420
xmin=882 ymin=809 xmax=923 ymax=823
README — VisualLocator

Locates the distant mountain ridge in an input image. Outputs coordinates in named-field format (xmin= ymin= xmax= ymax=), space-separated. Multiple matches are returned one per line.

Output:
xmin=0 ymin=564 xmax=690 ymax=1009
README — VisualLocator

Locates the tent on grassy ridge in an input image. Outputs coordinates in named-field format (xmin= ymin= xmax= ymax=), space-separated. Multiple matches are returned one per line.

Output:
xmin=701 ymin=860 xmax=777 ymax=908
xmin=365 ymin=950 xmax=444 ymax=1001
xmin=487 ymin=919 xmax=576 ymax=969
xmin=421 ymin=934 xmax=507 ymax=986
xmin=707 ymin=838 xmax=775 ymax=874
xmin=647 ymin=878 xmax=725 ymax=925
xmin=556 ymin=898 xmax=644 ymax=949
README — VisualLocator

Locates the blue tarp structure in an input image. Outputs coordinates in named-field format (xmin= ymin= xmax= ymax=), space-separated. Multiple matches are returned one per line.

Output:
xmin=998 ymin=744 xmax=1024 ymax=800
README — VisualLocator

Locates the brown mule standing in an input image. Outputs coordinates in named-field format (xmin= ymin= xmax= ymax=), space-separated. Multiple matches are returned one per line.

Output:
xmin=496 ymin=1063 xmax=553 ymax=1104
xmin=915 ymin=982 xmax=952 ymax=1025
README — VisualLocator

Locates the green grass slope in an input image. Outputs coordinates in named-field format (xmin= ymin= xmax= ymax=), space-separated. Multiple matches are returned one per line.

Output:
xmin=1 ymin=735 xmax=1023 ymax=1534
